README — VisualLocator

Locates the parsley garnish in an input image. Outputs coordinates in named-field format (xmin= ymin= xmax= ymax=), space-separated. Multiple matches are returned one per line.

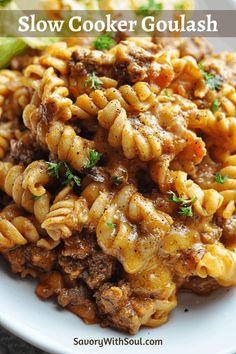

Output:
xmin=168 ymin=191 xmax=196 ymax=205
xmin=33 ymin=195 xmax=42 ymax=201
xmin=212 ymin=99 xmax=220 ymax=113
xmin=168 ymin=191 xmax=197 ymax=217
xmin=215 ymin=173 xmax=228 ymax=185
xmin=179 ymin=205 xmax=193 ymax=217
xmin=63 ymin=162 xmax=81 ymax=186
xmin=83 ymin=72 xmax=102 ymax=90
xmin=199 ymin=62 xmax=223 ymax=91
xmin=47 ymin=162 xmax=61 ymax=179
xmin=107 ymin=222 xmax=116 ymax=229
xmin=85 ymin=150 xmax=102 ymax=169
xmin=163 ymin=89 xmax=175 ymax=101
xmin=112 ymin=175 xmax=123 ymax=186
xmin=137 ymin=0 xmax=163 ymax=16
xmin=47 ymin=161 xmax=81 ymax=186
xmin=93 ymin=34 xmax=116 ymax=50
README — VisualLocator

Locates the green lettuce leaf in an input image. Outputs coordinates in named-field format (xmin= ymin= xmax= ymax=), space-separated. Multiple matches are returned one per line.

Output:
xmin=0 ymin=37 xmax=60 ymax=69
xmin=0 ymin=0 xmax=12 ymax=7
xmin=0 ymin=38 xmax=27 ymax=68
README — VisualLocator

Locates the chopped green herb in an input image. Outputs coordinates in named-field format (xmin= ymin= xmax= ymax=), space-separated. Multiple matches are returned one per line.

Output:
xmin=179 ymin=205 xmax=193 ymax=217
xmin=47 ymin=162 xmax=61 ymax=179
xmin=63 ymin=162 xmax=81 ymax=187
xmin=199 ymin=62 xmax=223 ymax=91
xmin=137 ymin=0 xmax=163 ymax=16
xmin=168 ymin=191 xmax=196 ymax=205
xmin=107 ymin=222 xmax=116 ymax=229
xmin=173 ymin=2 xmax=185 ymax=10
xmin=93 ymin=34 xmax=116 ymax=50
xmin=83 ymin=72 xmax=102 ymax=90
xmin=47 ymin=161 xmax=81 ymax=187
xmin=215 ymin=173 xmax=228 ymax=185
xmin=168 ymin=191 xmax=197 ymax=217
xmin=163 ymin=89 xmax=175 ymax=101
xmin=33 ymin=195 xmax=42 ymax=201
xmin=112 ymin=175 xmax=123 ymax=186
xmin=212 ymin=99 xmax=220 ymax=113
xmin=85 ymin=150 xmax=102 ymax=169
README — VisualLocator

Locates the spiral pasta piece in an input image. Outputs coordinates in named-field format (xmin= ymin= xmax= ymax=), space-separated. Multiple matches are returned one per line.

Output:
xmin=23 ymin=99 xmax=94 ymax=172
xmin=0 ymin=204 xmax=41 ymax=252
xmin=210 ymin=155 xmax=236 ymax=218
xmin=150 ymin=160 xmax=223 ymax=217
xmin=24 ymin=42 xmax=73 ymax=88
xmin=126 ymin=257 xmax=177 ymax=329
xmin=0 ymin=69 xmax=31 ymax=122
xmin=95 ymin=261 xmax=177 ymax=335
xmin=97 ymin=99 xmax=164 ymax=161
xmin=81 ymin=182 xmax=173 ymax=273
xmin=216 ymin=190 xmax=236 ymax=219
xmin=97 ymin=99 xmax=205 ymax=163
xmin=0 ymin=122 xmax=13 ymax=159
xmin=196 ymin=242 xmax=236 ymax=286
xmin=42 ymin=185 xmax=89 ymax=241
xmin=73 ymin=82 xmax=156 ymax=120
xmin=170 ymin=55 xmax=203 ymax=97
xmin=0 ymin=161 xmax=51 ymax=222
xmin=22 ymin=160 xmax=52 ymax=197
xmin=173 ymin=171 xmax=223 ymax=217
xmin=189 ymin=109 xmax=236 ymax=151
xmin=195 ymin=83 xmax=236 ymax=117
xmin=0 ymin=70 xmax=20 ymax=117
xmin=38 ymin=67 xmax=72 ymax=122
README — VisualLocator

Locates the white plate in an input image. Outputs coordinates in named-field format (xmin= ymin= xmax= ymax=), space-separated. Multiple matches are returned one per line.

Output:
xmin=1 ymin=1 xmax=236 ymax=354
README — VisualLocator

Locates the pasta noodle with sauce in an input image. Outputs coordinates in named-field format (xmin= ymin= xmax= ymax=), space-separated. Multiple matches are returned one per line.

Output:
xmin=1 ymin=27 xmax=236 ymax=336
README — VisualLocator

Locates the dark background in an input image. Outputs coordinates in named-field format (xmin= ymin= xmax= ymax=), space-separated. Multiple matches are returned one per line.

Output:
xmin=0 ymin=327 xmax=48 ymax=354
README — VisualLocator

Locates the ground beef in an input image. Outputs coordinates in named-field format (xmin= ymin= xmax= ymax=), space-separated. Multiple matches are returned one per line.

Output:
xmin=10 ymin=131 xmax=46 ymax=165
xmin=58 ymin=234 xmax=118 ymax=289
xmin=193 ymin=156 xmax=219 ymax=189
xmin=217 ymin=215 xmax=236 ymax=244
xmin=58 ymin=286 xmax=97 ymax=324
xmin=4 ymin=244 xmax=58 ymax=275
xmin=61 ymin=233 xmax=95 ymax=259
xmin=3 ymin=247 xmax=27 ymax=274
xmin=70 ymin=40 xmax=173 ymax=87
xmin=113 ymin=41 xmax=157 ymax=85
xmin=94 ymin=281 xmax=142 ymax=335
xmin=80 ymin=251 xmax=117 ymax=289
xmin=70 ymin=48 xmax=114 ymax=78
xmin=58 ymin=255 xmax=85 ymax=280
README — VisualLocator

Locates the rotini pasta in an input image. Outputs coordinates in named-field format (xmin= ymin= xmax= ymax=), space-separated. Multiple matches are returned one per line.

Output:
xmin=81 ymin=181 xmax=173 ymax=273
xmin=0 ymin=161 xmax=51 ymax=222
xmin=23 ymin=98 xmax=94 ymax=171
xmin=0 ymin=204 xmax=41 ymax=252
xmin=196 ymin=242 xmax=236 ymax=286
xmin=0 ymin=122 xmax=13 ymax=159
xmin=42 ymin=185 xmax=89 ymax=240
xmin=1 ymin=34 xmax=236 ymax=336
xmin=72 ymin=82 xmax=156 ymax=120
